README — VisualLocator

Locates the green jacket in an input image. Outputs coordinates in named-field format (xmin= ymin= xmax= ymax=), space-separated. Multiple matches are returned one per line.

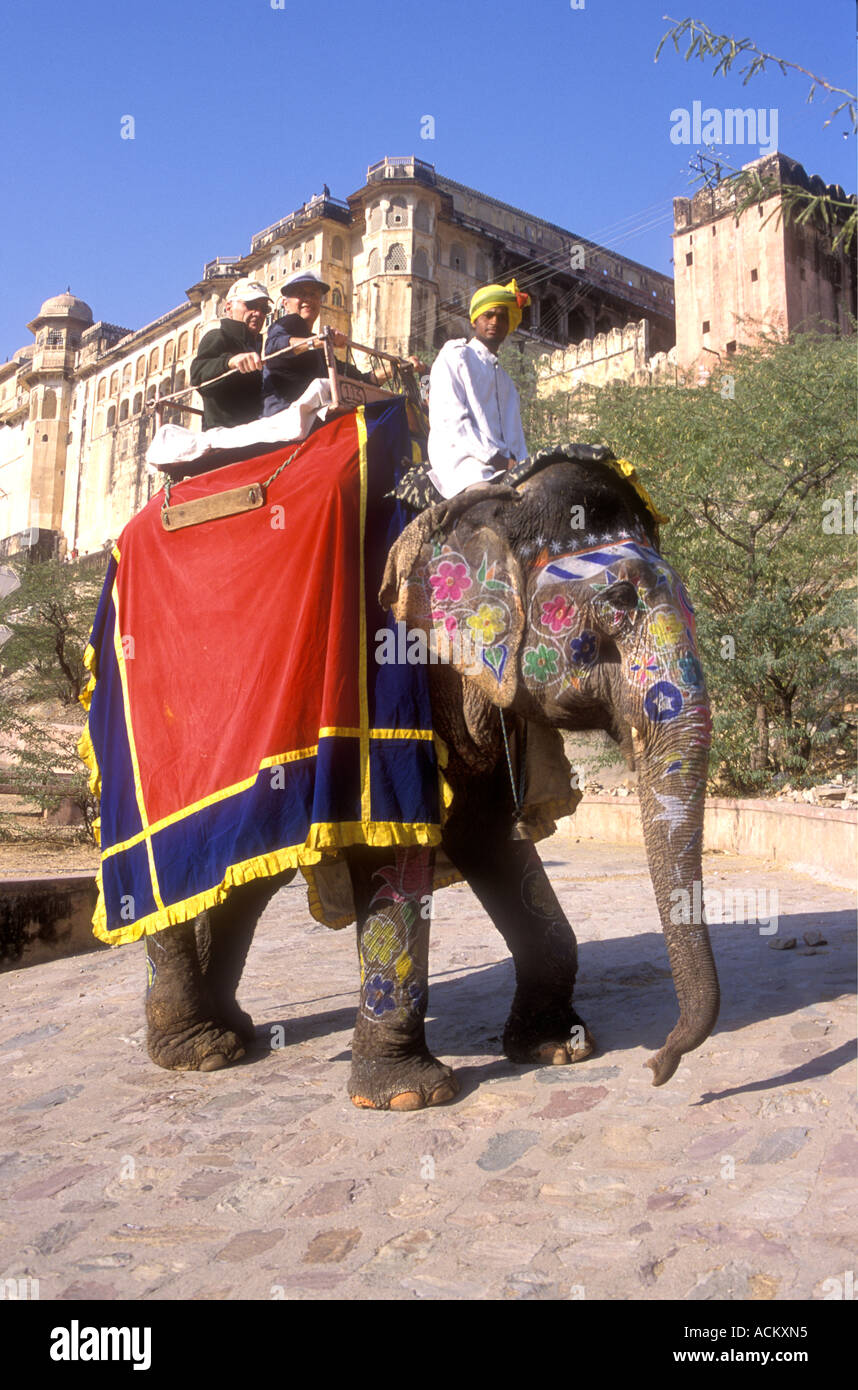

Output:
xmin=190 ymin=317 xmax=263 ymax=429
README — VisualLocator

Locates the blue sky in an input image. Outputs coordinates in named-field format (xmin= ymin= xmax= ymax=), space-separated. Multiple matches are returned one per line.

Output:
xmin=0 ymin=0 xmax=853 ymax=356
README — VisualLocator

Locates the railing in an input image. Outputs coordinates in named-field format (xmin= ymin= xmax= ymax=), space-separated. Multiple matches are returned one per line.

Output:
xmin=367 ymin=157 xmax=436 ymax=184
xmin=148 ymin=329 xmax=424 ymax=436
xmin=251 ymin=198 xmax=351 ymax=252
xmin=203 ymin=256 xmax=241 ymax=280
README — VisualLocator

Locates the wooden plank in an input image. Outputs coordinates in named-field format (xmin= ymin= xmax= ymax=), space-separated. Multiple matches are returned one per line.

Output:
xmin=161 ymin=483 xmax=265 ymax=531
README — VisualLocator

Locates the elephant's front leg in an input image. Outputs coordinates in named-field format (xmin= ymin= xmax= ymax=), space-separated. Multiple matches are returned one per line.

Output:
xmin=445 ymin=835 xmax=596 ymax=1067
xmin=346 ymin=845 xmax=459 ymax=1111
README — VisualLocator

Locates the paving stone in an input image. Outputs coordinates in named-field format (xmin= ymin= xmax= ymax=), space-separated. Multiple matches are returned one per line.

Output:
xmin=821 ymin=1135 xmax=858 ymax=1177
xmin=302 ymin=1228 xmax=363 ymax=1264
xmin=476 ymin=1130 xmax=540 ymax=1172
xmin=746 ymin=1127 xmax=809 ymax=1164
xmin=533 ymin=1086 xmax=608 ymax=1119
xmin=287 ymin=1180 xmax=358 ymax=1218
xmin=13 ymin=1164 xmax=100 ymax=1201
xmin=214 ymin=1229 xmax=285 ymax=1262
xmin=686 ymin=1260 xmax=753 ymax=1299
xmin=0 ymin=839 xmax=852 ymax=1301
xmin=17 ymin=1085 xmax=83 ymax=1111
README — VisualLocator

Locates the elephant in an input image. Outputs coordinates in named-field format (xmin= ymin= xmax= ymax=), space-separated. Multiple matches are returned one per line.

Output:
xmin=143 ymin=447 xmax=719 ymax=1110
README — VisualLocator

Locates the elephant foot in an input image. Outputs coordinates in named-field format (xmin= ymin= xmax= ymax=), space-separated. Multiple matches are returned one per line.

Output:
xmin=503 ymin=995 xmax=597 ymax=1067
xmin=216 ymin=1005 xmax=256 ymax=1046
xmin=349 ymin=1051 xmax=459 ymax=1111
xmin=146 ymin=1016 xmax=246 ymax=1072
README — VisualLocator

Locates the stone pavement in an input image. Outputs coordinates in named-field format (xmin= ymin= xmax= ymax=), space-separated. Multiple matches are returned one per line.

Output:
xmin=0 ymin=838 xmax=855 ymax=1302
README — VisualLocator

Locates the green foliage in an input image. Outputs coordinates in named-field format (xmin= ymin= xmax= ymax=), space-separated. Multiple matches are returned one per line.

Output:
xmin=560 ymin=330 xmax=858 ymax=791
xmin=0 ymin=558 xmax=104 ymax=839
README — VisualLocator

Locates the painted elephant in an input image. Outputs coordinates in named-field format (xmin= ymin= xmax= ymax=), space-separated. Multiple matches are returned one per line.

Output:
xmin=144 ymin=449 xmax=719 ymax=1108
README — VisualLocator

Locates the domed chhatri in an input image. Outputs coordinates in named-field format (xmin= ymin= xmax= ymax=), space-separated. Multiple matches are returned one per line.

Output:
xmin=35 ymin=291 xmax=93 ymax=324
xmin=13 ymin=344 xmax=34 ymax=362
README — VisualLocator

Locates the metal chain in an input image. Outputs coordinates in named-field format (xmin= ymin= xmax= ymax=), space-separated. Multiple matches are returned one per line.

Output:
xmin=260 ymin=439 xmax=307 ymax=490
xmin=499 ymin=709 xmax=524 ymax=818
xmin=159 ymin=436 xmax=307 ymax=520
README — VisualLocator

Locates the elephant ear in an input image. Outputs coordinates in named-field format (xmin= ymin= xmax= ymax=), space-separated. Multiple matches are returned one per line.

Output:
xmin=380 ymin=497 xmax=525 ymax=707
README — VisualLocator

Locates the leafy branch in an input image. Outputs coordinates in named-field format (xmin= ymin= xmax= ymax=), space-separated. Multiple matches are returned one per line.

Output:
xmin=656 ymin=16 xmax=857 ymax=130
xmin=656 ymin=18 xmax=857 ymax=251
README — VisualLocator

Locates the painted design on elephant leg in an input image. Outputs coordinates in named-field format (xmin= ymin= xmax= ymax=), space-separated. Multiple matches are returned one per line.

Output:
xmin=348 ymin=847 xmax=458 ymax=1112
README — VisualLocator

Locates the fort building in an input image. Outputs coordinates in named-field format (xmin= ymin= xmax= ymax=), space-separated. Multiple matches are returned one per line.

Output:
xmin=535 ymin=153 xmax=855 ymax=406
xmin=0 ymin=152 xmax=852 ymax=561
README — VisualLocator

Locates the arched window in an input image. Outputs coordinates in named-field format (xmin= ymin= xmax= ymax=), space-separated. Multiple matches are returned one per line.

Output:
xmin=177 ymin=332 xmax=189 ymax=358
xmin=386 ymin=197 xmax=408 ymax=227
xmin=174 ymin=369 xmax=186 ymax=393
xmin=97 ymin=378 xmax=107 ymax=401
xmin=119 ymin=399 xmax=129 ymax=422
xmin=292 ymin=254 xmax=301 ymax=270
xmin=146 ymin=383 xmax=157 ymax=403
xmin=414 ymin=201 xmax=431 ymax=232
xmin=385 ymin=243 xmax=407 ymax=272
xmin=412 ymin=248 xmax=429 ymax=278
xmin=135 ymin=356 xmax=145 ymax=382
xmin=163 ymin=339 xmax=174 ymax=366
xmin=133 ymin=392 xmax=143 ymax=414
xmin=332 ymin=288 xmax=343 ymax=308
xmin=148 ymin=347 xmax=160 ymax=373
xmin=450 ymin=242 xmax=467 ymax=273
xmin=192 ymin=324 xmax=202 ymax=349
xmin=45 ymin=328 xmax=64 ymax=348
xmin=109 ymin=370 xmax=119 ymax=396
xmin=107 ymin=404 xmax=116 ymax=428
xmin=41 ymin=388 xmax=57 ymax=419
xmin=331 ymin=235 xmax=344 ymax=262
xmin=160 ymin=377 xmax=171 ymax=397
xmin=369 ymin=203 xmax=382 ymax=232
xmin=367 ymin=248 xmax=380 ymax=274
xmin=121 ymin=362 xmax=132 ymax=388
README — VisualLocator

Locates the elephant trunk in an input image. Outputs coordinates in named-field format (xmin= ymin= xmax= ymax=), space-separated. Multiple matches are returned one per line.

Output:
xmin=634 ymin=698 xmax=719 ymax=1085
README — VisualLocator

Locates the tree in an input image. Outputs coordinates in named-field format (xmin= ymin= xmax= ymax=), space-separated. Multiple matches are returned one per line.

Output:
xmin=554 ymin=329 xmax=857 ymax=791
xmin=0 ymin=558 xmax=105 ymax=839
xmin=656 ymin=16 xmax=857 ymax=252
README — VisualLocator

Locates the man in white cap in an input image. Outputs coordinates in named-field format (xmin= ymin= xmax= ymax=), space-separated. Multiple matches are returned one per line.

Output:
xmin=191 ymin=278 xmax=271 ymax=429
xmin=262 ymin=269 xmax=427 ymax=415
xmin=262 ymin=270 xmax=343 ymax=415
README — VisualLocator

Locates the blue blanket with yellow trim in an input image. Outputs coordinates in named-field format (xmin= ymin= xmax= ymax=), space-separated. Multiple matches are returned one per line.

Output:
xmin=79 ymin=398 xmax=447 ymax=942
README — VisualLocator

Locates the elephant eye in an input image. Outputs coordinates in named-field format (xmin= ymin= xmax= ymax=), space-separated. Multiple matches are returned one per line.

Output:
xmin=599 ymin=581 xmax=638 ymax=611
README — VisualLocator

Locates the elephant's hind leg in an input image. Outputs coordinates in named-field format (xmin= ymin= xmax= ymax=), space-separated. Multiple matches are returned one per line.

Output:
xmin=195 ymin=870 xmax=295 ymax=1044
xmin=446 ymin=836 xmax=596 ymax=1067
xmin=346 ymin=846 xmax=458 ymax=1111
xmin=145 ymin=920 xmax=246 ymax=1072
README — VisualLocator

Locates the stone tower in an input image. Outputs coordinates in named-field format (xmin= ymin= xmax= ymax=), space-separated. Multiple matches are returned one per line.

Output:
xmin=22 ymin=292 xmax=93 ymax=548
xmin=672 ymin=154 xmax=856 ymax=371
xmin=347 ymin=158 xmax=442 ymax=356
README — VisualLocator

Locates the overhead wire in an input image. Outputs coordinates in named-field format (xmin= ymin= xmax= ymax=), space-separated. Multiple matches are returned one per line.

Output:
xmin=399 ymin=199 xmax=677 ymax=343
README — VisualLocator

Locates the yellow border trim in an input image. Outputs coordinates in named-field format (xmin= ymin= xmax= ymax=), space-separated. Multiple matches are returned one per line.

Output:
xmin=356 ymin=407 xmax=371 ymax=823
xmin=94 ymin=819 xmax=446 ymax=943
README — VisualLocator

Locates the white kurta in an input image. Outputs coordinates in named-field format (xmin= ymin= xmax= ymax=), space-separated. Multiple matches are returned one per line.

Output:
xmin=427 ymin=337 xmax=528 ymax=499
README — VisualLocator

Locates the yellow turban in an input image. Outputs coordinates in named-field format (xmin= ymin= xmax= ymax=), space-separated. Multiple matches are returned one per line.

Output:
xmin=469 ymin=278 xmax=531 ymax=334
